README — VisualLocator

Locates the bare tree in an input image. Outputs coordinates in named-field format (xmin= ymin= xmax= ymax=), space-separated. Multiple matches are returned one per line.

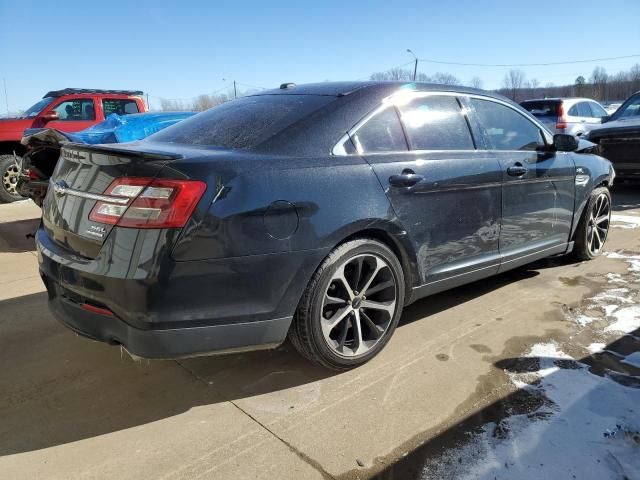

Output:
xmin=431 ymin=72 xmax=460 ymax=85
xmin=469 ymin=76 xmax=483 ymax=89
xmin=160 ymin=98 xmax=190 ymax=111
xmin=503 ymin=69 xmax=526 ymax=101
xmin=590 ymin=67 xmax=608 ymax=101
xmin=369 ymin=68 xmax=454 ymax=84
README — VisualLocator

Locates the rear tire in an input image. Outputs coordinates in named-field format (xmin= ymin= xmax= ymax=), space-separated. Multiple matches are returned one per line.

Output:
xmin=0 ymin=155 xmax=23 ymax=203
xmin=573 ymin=186 xmax=611 ymax=261
xmin=289 ymin=238 xmax=405 ymax=370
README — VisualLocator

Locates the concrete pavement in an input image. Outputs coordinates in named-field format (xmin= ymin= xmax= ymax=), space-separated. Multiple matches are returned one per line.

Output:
xmin=0 ymin=187 xmax=638 ymax=480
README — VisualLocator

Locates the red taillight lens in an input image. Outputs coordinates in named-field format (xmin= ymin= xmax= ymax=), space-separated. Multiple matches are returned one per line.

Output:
xmin=556 ymin=103 xmax=567 ymax=130
xmin=89 ymin=177 xmax=206 ymax=228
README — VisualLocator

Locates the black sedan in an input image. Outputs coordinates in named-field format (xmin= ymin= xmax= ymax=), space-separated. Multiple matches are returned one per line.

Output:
xmin=37 ymin=82 xmax=614 ymax=370
xmin=587 ymin=90 xmax=640 ymax=180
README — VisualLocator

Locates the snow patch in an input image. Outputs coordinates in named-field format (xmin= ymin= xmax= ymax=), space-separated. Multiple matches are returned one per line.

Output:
xmin=587 ymin=343 xmax=606 ymax=354
xmin=611 ymin=214 xmax=640 ymax=229
xmin=604 ymin=306 xmax=640 ymax=334
xmin=420 ymin=343 xmax=640 ymax=480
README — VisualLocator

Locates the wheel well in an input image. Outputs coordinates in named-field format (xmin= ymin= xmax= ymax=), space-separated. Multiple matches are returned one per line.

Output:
xmin=0 ymin=142 xmax=26 ymax=157
xmin=340 ymin=228 xmax=415 ymax=304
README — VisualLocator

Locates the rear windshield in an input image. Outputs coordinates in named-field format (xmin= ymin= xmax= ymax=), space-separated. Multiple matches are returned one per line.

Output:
xmin=520 ymin=101 xmax=560 ymax=117
xmin=149 ymin=94 xmax=334 ymax=149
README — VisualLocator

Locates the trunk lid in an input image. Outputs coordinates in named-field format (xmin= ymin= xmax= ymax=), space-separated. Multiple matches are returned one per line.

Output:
xmin=41 ymin=143 xmax=180 ymax=259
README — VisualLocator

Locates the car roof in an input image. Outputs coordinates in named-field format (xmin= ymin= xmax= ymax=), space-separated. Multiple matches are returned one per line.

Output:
xmin=522 ymin=97 xmax=598 ymax=103
xmin=251 ymin=81 xmax=502 ymax=100
xmin=44 ymin=88 xmax=143 ymax=98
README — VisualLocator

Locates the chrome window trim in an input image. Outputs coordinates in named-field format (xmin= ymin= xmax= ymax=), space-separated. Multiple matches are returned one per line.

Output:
xmin=332 ymin=89 xmax=553 ymax=156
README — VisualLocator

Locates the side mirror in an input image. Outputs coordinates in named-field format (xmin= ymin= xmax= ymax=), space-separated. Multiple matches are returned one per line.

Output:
xmin=553 ymin=133 xmax=579 ymax=152
xmin=600 ymin=115 xmax=611 ymax=124
xmin=40 ymin=111 xmax=59 ymax=122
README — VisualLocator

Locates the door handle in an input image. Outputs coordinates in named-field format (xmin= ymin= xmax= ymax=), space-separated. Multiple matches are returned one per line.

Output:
xmin=389 ymin=169 xmax=424 ymax=187
xmin=507 ymin=164 xmax=527 ymax=177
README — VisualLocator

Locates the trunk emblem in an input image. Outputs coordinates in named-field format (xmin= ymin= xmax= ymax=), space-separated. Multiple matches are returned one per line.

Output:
xmin=53 ymin=180 xmax=69 ymax=196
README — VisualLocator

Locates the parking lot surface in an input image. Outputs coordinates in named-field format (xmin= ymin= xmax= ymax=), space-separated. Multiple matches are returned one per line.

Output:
xmin=1 ymin=187 xmax=639 ymax=480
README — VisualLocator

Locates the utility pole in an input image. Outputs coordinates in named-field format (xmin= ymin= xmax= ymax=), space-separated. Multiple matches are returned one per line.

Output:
xmin=146 ymin=93 xmax=150 ymax=110
xmin=233 ymin=80 xmax=237 ymax=99
xmin=3 ymin=78 xmax=8 ymax=116
xmin=406 ymin=49 xmax=418 ymax=81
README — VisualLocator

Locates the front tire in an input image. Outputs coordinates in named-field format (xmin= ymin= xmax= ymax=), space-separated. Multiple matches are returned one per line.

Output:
xmin=289 ymin=238 xmax=405 ymax=370
xmin=573 ymin=186 xmax=611 ymax=261
xmin=0 ymin=155 xmax=24 ymax=203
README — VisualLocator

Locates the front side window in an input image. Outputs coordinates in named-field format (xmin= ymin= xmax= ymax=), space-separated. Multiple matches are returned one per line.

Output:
xmin=613 ymin=95 xmax=640 ymax=120
xmin=52 ymin=99 xmax=95 ymax=121
xmin=351 ymin=107 xmax=407 ymax=153
xmin=471 ymin=98 xmax=544 ymax=151
xmin=103 ymin=99 xmax=139 ymax=116
xmin=398 ymin=96 xmax=474 ymax=150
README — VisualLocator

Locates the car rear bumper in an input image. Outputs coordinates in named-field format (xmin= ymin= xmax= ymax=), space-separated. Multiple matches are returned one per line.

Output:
xmin=36 ymin=225 xmax=329 ymax=358
xmin=42 ymin=275 xmax=291 ymax=358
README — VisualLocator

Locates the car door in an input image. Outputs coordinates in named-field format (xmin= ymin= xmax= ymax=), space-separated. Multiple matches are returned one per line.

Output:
xmin=43 ymin=97 xmax=97 ymax=132
xmin=587 ymin=101 xmax=609 ymax=125
xmin=468 ymin=97 xmax=575 ymax=271
xmin=350 ymin=93 xmax=503 ymax=292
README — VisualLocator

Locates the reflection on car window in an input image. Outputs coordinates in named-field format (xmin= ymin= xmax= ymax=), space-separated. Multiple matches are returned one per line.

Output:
xmin=471 ymin=99 xmax=543 ymax=151
xmin=399 ymin=96 xmax=474 ymax=150
xmin=589 ymin=102 xmax=607 ymax=118
xmin=150 ymin=94 xmax=333 ymax=149
xmin=103 ymin=99 xmax=139 ymax=116
xmin=615 ymin=96 xmax=640 ymax=119
xmin=351 ymin=107 xmax=407 ymax=153
xmin=53 ymin=99 xmax=96 ymax=121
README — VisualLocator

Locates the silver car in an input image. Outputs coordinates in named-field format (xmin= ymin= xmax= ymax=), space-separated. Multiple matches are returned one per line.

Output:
xmin=520 ymin=97 xmax=609 ymax=136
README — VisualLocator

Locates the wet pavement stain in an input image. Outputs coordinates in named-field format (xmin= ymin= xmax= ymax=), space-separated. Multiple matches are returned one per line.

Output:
xmin=469 ymin=344 xmax=492 ymax=354
xmin=558 ymin=276 xmax=583 ymax=287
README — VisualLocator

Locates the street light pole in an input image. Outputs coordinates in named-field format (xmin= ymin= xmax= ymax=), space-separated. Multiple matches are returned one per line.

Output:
xmin=406 ymin=49 xmax=418 ymax=81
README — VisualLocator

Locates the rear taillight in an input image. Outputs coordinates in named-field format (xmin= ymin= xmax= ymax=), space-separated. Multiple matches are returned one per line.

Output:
xmin=556 ymin=103 xmax=567 ymax=130
xmin=89 ymin=177 xmax=206 ymax=228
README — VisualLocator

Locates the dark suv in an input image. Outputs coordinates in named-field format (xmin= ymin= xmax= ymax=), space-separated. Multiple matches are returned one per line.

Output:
xmin=37 ymin=82 xmax=613 ymax=370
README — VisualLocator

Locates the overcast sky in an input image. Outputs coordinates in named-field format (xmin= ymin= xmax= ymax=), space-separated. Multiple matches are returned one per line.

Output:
xmin=1 ymin=0 xmax=639 ymax=111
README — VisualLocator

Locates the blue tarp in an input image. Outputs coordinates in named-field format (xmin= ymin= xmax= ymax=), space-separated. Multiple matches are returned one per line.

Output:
xmin=65 ymin=111 xmax=196 ymax=144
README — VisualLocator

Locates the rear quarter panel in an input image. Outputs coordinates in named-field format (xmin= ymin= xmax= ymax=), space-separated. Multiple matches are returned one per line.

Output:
xmin=170 ymin=154 xmax=411 ymax=258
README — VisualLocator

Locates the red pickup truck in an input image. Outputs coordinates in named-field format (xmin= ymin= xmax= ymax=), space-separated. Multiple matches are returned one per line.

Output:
xmin=0 ymin=88 xmax=146 ymax=202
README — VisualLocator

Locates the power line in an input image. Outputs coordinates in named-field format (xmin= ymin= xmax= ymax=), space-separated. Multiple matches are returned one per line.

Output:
xmin=417 ymin=53 xmax=640 ymax=68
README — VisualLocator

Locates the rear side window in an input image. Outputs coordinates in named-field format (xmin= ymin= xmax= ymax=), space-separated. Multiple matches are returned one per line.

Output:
xmin=398 ymin=96 xmax=474 ymax=150
xmin=351 ymin=107 xmax=407 ymax=153
xmin=589 ymin=102 xmax=608 ymax=118
xmin=471 ymin=98 xmax=544 ymax=151
xmin=520 ymin=101 xmax=559 ymax=117
xmin=103 ymin=99 xmax=139 ymax=116
xmin=569 ymin=102 xmax=591 ymax=117
xmin=52 ymin=99 xmax=95 ymax=121
xmin=150 ymin=95 xmax=333 ymax=149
